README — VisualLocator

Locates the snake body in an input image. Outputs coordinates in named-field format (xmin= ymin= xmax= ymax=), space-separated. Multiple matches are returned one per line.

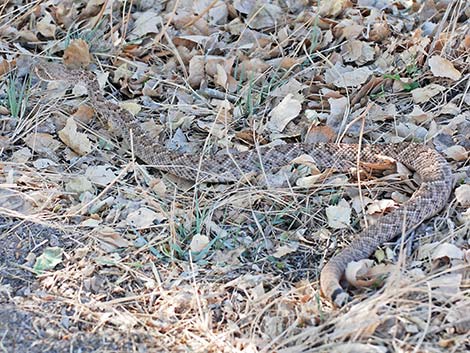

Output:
xmin=35 ymin=62 xmax=453 ymax=306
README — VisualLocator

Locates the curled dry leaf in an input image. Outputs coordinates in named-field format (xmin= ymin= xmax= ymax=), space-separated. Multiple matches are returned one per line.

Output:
xmin=58 ymin=117 xmax=92 ymax=156
xmin=366 ymin=199 xmax=397 ymax=215
xmin=345 ymin=259 xmax=374 ymax=287
xmin=190 ymin=234 xmax=210 ymax=253
xmin=36 ymin=12 xmax=56 ymax=38
xmin=428 ymin=55 xmax=462 ymax=81
xmin=188 ymin=56 xmax=205 ymax=88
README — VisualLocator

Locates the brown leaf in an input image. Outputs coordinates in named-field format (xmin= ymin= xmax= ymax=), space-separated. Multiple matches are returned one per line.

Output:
xmin=63 ymin=39 xmax=92 ymax=69
xmin=305 ymin=125 xmax=336 ymax=143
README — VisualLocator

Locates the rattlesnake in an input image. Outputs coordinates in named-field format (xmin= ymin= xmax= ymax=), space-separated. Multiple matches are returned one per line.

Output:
xmin=34 ymin=61 xmax=453 ymax=307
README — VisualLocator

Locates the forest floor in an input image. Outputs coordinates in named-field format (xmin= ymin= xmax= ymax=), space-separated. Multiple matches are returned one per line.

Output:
xmin=0 ymin=0 xmax=469 ymax=352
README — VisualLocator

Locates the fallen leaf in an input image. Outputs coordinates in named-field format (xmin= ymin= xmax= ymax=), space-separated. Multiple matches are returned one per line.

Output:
xmin=58 ymin=117 xmax=93 ymax=156
xmin=85 ymin=165 xmax=116 ymax=186
xmin=190 ymin=234 xmax=210 ymax=252
xmin=345 ymin=259 xmax=375 ymax=287
xmin=120 ymin=101 xmax=142 ymax=115
xmin=366 ymin=199 xmax=397 ymax=215
xmin=272 ymin=244 xmax=298 ymax=258
xmin=443 ymin=145 xmax=468 ymax=161
xmin=24 ymin=133 xmax=62 ymax=154
xmin=188 ymin=56 xmax=205 ymax=88
xmin=412 ymin=84 xmax=445 ymax=103
xmin=65 ymin=176 xmax=94 ymax=195
xmin=342 ymin=40 xmax=375 ymax=65
xmin=455 ymin=184 xmax=470 ymax=207
xmin=63 ymin=39 xmax=92 ymax=69
xmin=246 ymin=3 xmax=282 ymax=29
xmin=32 ymin=158 xmax=57 ymax=169
xmin=128 ymin=11 xmax=161 ymax=39
xmin=432 ymin=243 xmax=464 ymax=260
xmin=319 ymin=0 xmax=351 ymax=17
xmin=428 ymin=55 xmax=462 ymax=81
xmin=305 ymin=125 xmax=336 ymax=143
xmin=429 ymin=273 xmax=462 ymax=296
xmin=325 ymin=63 xmax=372 ymax=88
xmin=36 ymin=12 xmax=56 ymax=38
xmin=267 ymin=94 xmax=302 ymax=133
xmin=93 ymin=226 xmax=130 ymax=252
xmin=127 ymin=207 xmax=162 ymax=228
xmin=34 ymin=247 xmax=63 ymax=274
xmin=326 ymin=199 xmax=351 ymax=229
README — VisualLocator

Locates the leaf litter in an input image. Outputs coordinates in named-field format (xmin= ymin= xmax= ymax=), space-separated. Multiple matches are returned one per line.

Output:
xmin=0 ymin=0 xmax=469 ymax=352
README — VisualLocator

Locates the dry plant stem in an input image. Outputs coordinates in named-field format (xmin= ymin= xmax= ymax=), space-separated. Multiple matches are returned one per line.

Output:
xmin=34 ymin=62 xmax=454 ymax=307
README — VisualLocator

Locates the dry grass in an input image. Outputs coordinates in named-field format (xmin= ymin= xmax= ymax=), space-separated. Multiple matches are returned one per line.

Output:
xmin=0 ymin=1 xmax=469 ymax=352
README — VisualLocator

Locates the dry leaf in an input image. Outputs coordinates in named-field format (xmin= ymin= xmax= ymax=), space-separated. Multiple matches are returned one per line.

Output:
xmin=126 ymin=207 xmax=162 ymax=228
xmin=443 ymin=145 xmax=468 ymax=161
xmin=431 ymin=243 xmax=464 ymax=260
xmin=455 ymin=184 xmax=470 ymax=207
xmin=24 ymin=133 xmax=62 ymax=154
xmin=188 ymin=56 xmax=205 ymax=88
xmin=429 ymin=273 xmax=462 ymax=296
xmin=65 ymin=176 xmax=94 ymax=195
xmin=94 ymin=226 xmax=130 ymax=252
xmin=246 ymin=3 xmax=282 ymax=29
xmin=63 ymin=39 xmax=92 ymax=69
xmin=267 ymin=94 xmax=302 ymax=133
xmin=428 ymin=55 xmax=462 ymax=81
xmin=412 ymin=84 xmax=445 ymax=103
xmin=58 ymin=117 xmax=92 ymax=156
xmin=341 ymin=40 xmax=375 ymax=65
xmin=37 ymin=12 xmax=56 ymax=38
xmin=305 ymin=125 xmax=336 ymax=143
xmin=345 ymin=259 xmax=374 ymax=287
xmin=73 ymin=104 xmax=95 ymax=124
xmin=85 ymin=165 xmax=116 ymax=186
xmin=409 ymin=105 xmax=431 ymax=124
xmin=319 ymin=0 xmax=351 ymax=17
xmin=272 ymin=244 xmax=298 ymax=258
xmin=326 ymin=199 xmax=351 ymax=229
xmin=190 ymin=234 xmax=210 ymax=252
xmin=120 ymin=101 xmax=142 ymax=115
xmin=366 ymin=199 xmax=397 ymax=215
xmin=128 ymin=11 xmax=161 ymax=39
xmin=325 ymin=63 xmax=372 ymax=88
